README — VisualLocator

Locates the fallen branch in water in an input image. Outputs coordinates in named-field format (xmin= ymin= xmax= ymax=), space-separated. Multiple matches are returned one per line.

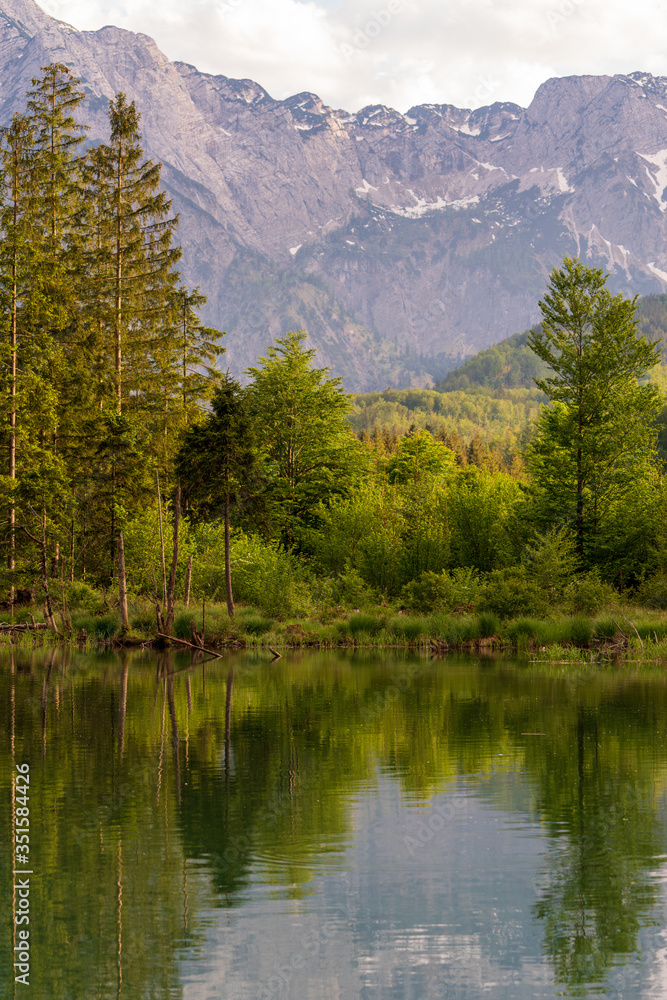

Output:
xmin=155 ymin=631 xmax=224 ymax=659
xmin=0 ymin=622 xmax=49 ymax=631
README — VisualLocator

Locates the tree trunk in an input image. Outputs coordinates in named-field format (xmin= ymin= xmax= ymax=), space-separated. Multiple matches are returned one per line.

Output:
xmin=40 ymin=510 xmax=58 ymax=634
xmin=224 ymin=493 xmax=234 ymax=617
xmin=156 ymin=469 xmax=167 ymax=605
xmin=117 ymin=530 xmax=129 ymax=635
xmin=164 ymin=484 xmax=181 ymax=636
xmin=184 ymin=553 xmax=193 ymax=607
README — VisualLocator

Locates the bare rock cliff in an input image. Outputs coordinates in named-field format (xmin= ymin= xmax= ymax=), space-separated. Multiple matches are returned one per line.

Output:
xmin=2 ymin=0 xmax=667 ymax=387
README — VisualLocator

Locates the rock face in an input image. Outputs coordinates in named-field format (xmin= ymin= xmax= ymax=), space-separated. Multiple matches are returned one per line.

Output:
xmin=2 ymin=0 xmax=667 ymax=387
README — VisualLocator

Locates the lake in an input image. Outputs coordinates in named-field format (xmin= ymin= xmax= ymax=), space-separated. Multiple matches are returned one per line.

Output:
xmin=2 ymin=647 xmax=667 ymax=999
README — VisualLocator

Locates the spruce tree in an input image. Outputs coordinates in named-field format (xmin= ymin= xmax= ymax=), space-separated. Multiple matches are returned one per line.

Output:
xmin=92 ymin=93 xmax=181 ymax=415
xmin=527 ymin=257 xmax=662 ymax=566
xmin=79 ymin=94 xmax=181 ymax=586
xmin=0 ymin=113 xmax=68 ymax=606
xmin=176 ymin=376 xmax=258 ymax=616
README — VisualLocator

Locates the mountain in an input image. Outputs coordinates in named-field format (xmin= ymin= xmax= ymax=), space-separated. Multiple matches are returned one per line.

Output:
xmin=436 ymin=294 xmax=667 ymax=393
xmin=3 ymin=0 xmax=667 ymax=388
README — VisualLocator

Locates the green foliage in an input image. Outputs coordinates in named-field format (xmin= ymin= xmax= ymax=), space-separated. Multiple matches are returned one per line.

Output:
xmin=330 ymin=565 xmax=375 ymax=608
xmin=564 ymin=571 xmax=617 ymax=615
xmin=345 ymin=613 xmax=386 ymax=637
xmin=391 ymin=615 xmax=429 ymax=641
xmin=399 ymin=567 xmax=481 ymax=612
xmin=478 ymin=567 xmax=547 ymax=619
xmin=476 ymin=612 xmax=500 ymax=638
xmin=66 ymin=582 xmax=105 ymax=613
xmin=635 ymin=571 xmax=667 ymax=609
xmin=242 ymin=615 xmax=275 ymax=636
xmin=448 ymin=467 xmax=522 ymax=571
xmin=437 ymin=329 xmax=549 ymax=391
xmin=246 ymin=330 xmax=363 ymax=546
xmin=522 ymin=525 xmax=578 ymax=602
xmin=231 ymin=532 xmax=313 ymax=619
xmin=386 ymin=430 xmax=456 ymax=484
xmin=527 ymin=257 xmax=662 ymax=564
xmin=569 ymin=616 xmax=594 ymax=646
xmin=593 ymin=618 xmax=618 ymax=641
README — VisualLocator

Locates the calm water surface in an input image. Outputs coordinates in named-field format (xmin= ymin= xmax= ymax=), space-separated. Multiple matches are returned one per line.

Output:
xmin=2 ymin=648 xmax=667 ymax=999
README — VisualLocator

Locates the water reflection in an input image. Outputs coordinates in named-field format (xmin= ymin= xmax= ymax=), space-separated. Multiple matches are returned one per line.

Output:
xmin=1 ymin=648 xmax=667 ymax=998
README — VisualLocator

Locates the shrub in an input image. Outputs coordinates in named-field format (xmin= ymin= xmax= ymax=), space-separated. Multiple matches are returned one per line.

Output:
xmin=67 ymin=582 xmax=105 ymax=613
xmin=565 ymin=571 xmax=617 ymax=615
xmin=399 ymin=567 xmax=480 ymax=613
xmin=331 ymin=566 xmax=375 ymax=609
xmin=478 ymin=567 xmax=547 ymax=619
xmin=231 ymin=533 xmax=313 ymax=619
xmin=635 ymin=571 xmax=667 ymax=610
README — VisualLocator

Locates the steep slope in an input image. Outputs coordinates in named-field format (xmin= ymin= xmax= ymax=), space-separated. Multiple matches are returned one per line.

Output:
xmin=2 ymin=0 xmax=667 ymax=388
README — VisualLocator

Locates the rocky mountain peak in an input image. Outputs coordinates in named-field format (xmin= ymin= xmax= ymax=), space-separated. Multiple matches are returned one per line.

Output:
xmin=1 ymin=0 xmax=667 ymax=389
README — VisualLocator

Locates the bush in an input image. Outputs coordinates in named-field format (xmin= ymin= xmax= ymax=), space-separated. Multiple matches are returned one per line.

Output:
xmin=331 ymin=566 xmax=375 ymax=609
xmin=478 ymin=567 xmax=547 ymax=619
xmin=67 ymin=582 xmax=105 ymax=613
xmin=231 ymin=533 xmax=313 ymax=619
xmin=635 ymin=571 xmax=667 ymax=610
xmin=565 ymin=571 xmax=617 ymax=615
xmin=399 ymin=567 xmax=480 ymax=613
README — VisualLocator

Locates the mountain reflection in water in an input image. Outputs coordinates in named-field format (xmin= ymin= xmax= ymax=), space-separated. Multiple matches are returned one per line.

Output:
xmin=2 ymin=647 xmax=667 ymax=999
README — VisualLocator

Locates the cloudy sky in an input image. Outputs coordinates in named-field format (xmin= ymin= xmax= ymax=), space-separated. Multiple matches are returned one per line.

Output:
xmin=43 ymin=0 xmax=667 ymax=112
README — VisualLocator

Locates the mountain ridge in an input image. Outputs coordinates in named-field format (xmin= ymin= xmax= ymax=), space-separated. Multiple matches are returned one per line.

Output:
xmin=2 ymin=0 xmax=667 ymax=388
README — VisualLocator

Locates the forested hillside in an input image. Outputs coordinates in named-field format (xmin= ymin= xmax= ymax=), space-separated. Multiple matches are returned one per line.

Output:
xmin=3 ymin=65 xmax=667 ymax=640
xmin=349 ymin=294 xmax=667 ymax=469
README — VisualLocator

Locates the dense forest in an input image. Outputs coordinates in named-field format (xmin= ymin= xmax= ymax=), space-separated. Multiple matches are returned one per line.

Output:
xmin=3 ymin=64 xmax=667 ymax=641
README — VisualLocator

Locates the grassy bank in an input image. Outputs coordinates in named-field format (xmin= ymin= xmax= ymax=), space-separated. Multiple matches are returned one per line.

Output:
xmin=3 ymin=589 xmax=667 ymax=663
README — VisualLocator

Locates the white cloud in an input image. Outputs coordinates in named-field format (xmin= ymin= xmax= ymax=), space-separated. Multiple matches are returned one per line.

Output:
xmin=45 ymin=0 xmax=667 ymax=112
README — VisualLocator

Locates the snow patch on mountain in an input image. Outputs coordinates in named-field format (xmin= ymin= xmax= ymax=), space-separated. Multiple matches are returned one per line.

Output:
xmin=637 ymin=149 xmax=667 ymax=210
